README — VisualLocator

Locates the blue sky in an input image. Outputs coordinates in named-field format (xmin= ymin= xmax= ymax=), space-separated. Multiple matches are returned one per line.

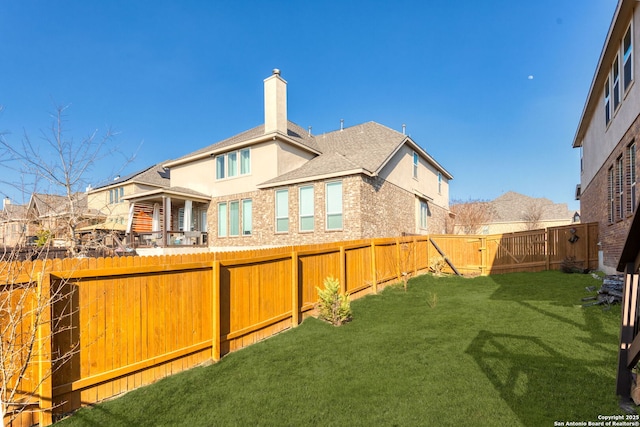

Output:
xmin=0 ymin=1 xmax=618 ymax=210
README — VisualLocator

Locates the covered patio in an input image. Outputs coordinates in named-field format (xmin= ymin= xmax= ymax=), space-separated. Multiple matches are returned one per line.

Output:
xmin=123 ymin=187 xmax=210 ymax=249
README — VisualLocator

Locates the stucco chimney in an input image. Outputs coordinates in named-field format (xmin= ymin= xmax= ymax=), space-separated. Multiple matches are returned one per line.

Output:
xmin=264 ymin=69 xmax=287 ymax=135
xmin=3 ymin=197 xmax=10 ymax=210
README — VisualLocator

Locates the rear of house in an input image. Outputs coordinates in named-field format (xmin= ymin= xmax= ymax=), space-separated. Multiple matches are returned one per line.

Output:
xmin=128 ymin=70 xmax=453 ymax=253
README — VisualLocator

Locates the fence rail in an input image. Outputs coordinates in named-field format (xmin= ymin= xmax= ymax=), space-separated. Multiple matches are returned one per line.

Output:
xmin=2 ymin=222 xmax=598 ymax=426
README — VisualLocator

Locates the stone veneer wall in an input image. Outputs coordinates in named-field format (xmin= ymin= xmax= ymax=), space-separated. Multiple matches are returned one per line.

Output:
xmin=208 ymin=174 xmax=450 ymax=248
xmin=580 ymin=112 xmax=640 ymax=271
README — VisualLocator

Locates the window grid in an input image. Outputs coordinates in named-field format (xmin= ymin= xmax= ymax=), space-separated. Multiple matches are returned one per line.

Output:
xmin=412 ymin=152 xmax=418 ymax=179
xmin=629 ymin=143 xmax=637 ymax=214
xmin=617 ymin=156 xmax=624 ymax=220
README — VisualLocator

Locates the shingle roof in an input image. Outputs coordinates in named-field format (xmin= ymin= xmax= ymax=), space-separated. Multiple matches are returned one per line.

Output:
xmin=92 ymin=162 xmax=170 ymax=190
xmin=260 ymin=121 xmax=436 ymax=186
xmin=0 ymin=203 xmax=28 ymax=222
xmin=490 ymin=191 xmax=575 ymax=222
xmin=30 ymin=193 xmax=104 ymax=218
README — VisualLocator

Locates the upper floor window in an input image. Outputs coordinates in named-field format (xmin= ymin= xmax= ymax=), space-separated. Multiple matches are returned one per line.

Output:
xmin=216 ymin=148 xmax=251 ymax=180
xmin=605 ymin=77 xmax=611 ymax=126
xmin=624 ymin=24 xmax=633 ymax=91
xmin=109 ymin=187 xmax=124 ymax=204
xmin=275 ymin=189 xmax=289 ymax=233
xmin=613 ymin=54 xmax=621 ymax=111
xmin=438 ymin=172 xmax=442 ymax=194
xmin=325 ymin=181 xmax=343 ymax=230
xmin=412 ymin=152 xmax=419 ymax=179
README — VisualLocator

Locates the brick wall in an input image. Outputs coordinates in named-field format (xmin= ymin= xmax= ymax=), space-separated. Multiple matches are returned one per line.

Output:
xmin=207 ymin=173 xmax=450 ymax=248
xmin=581 ymin=112 xmax=640 ymax=270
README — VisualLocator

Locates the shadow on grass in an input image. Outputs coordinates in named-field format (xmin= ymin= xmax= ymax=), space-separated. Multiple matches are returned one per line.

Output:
xmin=465 ymin=330 xmax=621 ymax=426
xmin=489 ymin=272 xmax=618 ymax=346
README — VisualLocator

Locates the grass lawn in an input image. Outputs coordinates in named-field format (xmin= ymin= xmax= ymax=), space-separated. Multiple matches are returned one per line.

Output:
xmin=55 ymin=271 xmax=630 ymax=426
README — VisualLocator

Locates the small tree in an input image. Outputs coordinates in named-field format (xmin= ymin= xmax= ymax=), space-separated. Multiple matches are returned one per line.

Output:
xmin=0 ymin=104 xmax=131 ymax=256
xmin=521 ymin=200 xmax=545 ymax=231
xmin=315 ymin=277 xmax=352 ymax=326
xmin=449 ymin=198 xmax=495 ymax=234
xmin=0 ymin=105 xmax=130 ymax=424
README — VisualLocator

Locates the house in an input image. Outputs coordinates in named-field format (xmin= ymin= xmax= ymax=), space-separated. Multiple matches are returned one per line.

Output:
xmin=0 ymin=197 xmax=34 ymax=247
xmin=26 ymin=193 xmax=104 ymax=247
xmin=82 ymin=162 xmax=171 ymax=246
xmin=125 ymin=70 xmax=453 ymax=254
xmin=573 ymin=0 xmax=640 ymax=274
xmin=452 ymin=192 xmax=579 ymax=235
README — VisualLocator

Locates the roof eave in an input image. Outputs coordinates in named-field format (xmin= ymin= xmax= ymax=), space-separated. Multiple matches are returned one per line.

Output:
xmin=164 ymin=131 xmax=322 ymax=169
xmin=257 ymin=168 xmax=373 ymax=189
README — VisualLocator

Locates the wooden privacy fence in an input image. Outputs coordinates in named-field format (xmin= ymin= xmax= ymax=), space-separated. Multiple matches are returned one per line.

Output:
xmin=2 ymin=223 xmax=598 ymax=426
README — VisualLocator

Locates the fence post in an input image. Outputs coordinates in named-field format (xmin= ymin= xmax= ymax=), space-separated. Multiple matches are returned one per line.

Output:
xmin=212 ymin=261 xmax=221 ymax=362
xmin=339 ymin=246 xmax=347 ymax=294
xmin=37 ymin=270 xmax=53 ymax=427
xmin=395 ymin=238 xmax=401 ymax=282
xmin=545 ymin=229 xmax=551 ymax=271
xmin=480 ymin=236 xmax=487 ymax=276
xmin=370 ymin=240 xmax=377 ymax=295
xmin=291 ymin=251 xmax=299 ymax=327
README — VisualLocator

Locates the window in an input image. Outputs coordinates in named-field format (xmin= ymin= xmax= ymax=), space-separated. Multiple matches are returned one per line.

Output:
xmin=201 ymin=210 xmax=208 ymax=233
xmin=178 ymin=207 xmax=185 ymax=231
xmin=624 ymin=24 xmax=633 ymax=91
xmin=613 ymin=55 xmax=621 ymax=110
xmin=618 ymin=156 xmax=625 ymax=220
xmin=218 ymin=203 xmax=227 ymax=237
xmin=608 ymin=167 xmax=615 ymax=223
xmin=275 ymin=189 xmax=289 ymax=233
xmin=299 ymin=186 xmax=314 ymax=232
xmin=438 ymin=172 xmax=442 ymax=194
xmin=413 ymin=152 xmax=418 ymax=179
xmin=109 ymin=187 xmax=124 ymax=204
xmin=228 ymin=152 xmax=238 ymax=177
xmin=420 ymin=200 xmax=428 ymax=229
xmin=242 ymin=199 xmax=252 ymax=235
xmin=629 ymin=143 xmax=637 ymax=213
xmin=215 ymin=149 xmax=251 ymax=180
xmin=229 ymin=201 xmax=239 ymax=236
xmin=605 ymin=77 xmax=611 ymax=126
xmin=241 ymin=148 xmax=251 ymax=174
xmin=326 ymin=181 xmax=343 ymax=230
xmin=216 ymin=156 xmax=225 ymax=180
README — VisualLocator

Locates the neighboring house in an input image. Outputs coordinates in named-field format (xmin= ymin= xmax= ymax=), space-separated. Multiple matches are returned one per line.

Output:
xmin=84 ymin=162 xmax=171 ymax=231
xmin=26 ymin=193 xmax=104 ymax=247
xmin=126 ymin=69 xmax=453 ymax=254
xmin=0 ymin=198 xmax=34 ymax=247
xmin=453 ymin=192 xmax=578 ymax=235
xmin=573 ymin=0 xmax=639 ymax=273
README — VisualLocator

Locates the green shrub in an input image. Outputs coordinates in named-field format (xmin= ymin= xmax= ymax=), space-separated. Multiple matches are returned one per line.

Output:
xmin=315 ymin=276 xmax=352 ymax=326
